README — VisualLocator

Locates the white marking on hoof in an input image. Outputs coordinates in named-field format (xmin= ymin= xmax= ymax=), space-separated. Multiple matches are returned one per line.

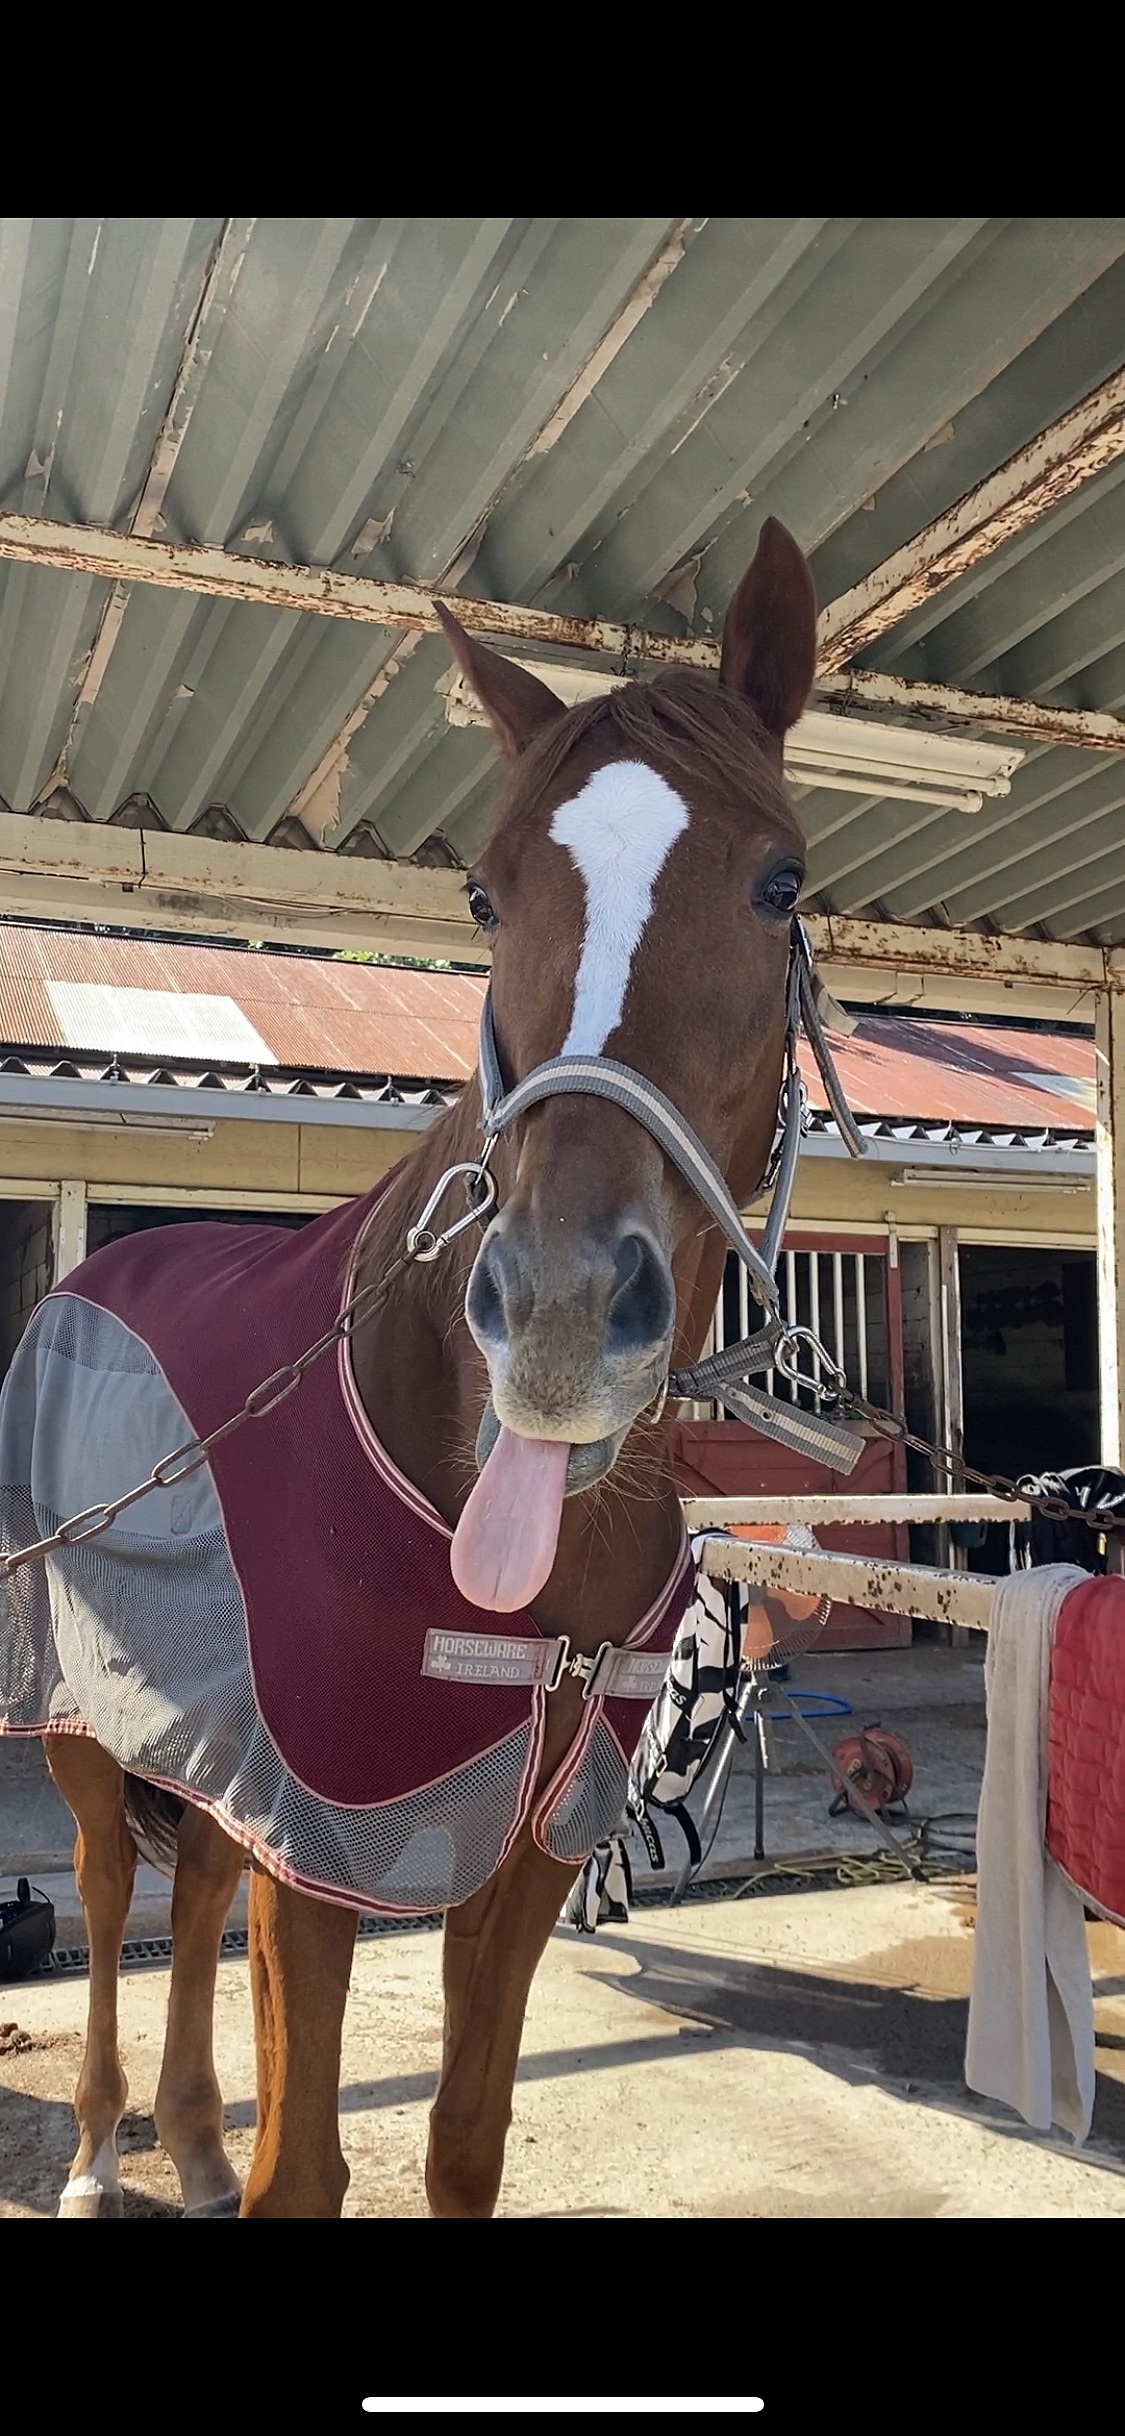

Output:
xmin=58 ymin=2187 xmax=124 ymax=2219
xmin=59 ymin=2139 xmax=122 ymax=2217
xmin=184 ymin=2191 xmax=241 ymax=2218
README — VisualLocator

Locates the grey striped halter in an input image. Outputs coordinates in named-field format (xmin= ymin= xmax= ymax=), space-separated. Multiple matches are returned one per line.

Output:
xmin=470 ymin=920 xmax=869 ymax=1473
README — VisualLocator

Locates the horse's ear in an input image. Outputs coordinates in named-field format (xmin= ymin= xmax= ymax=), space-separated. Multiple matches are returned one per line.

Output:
xmin=435 ymin=601 xmax=566 ymax=760
xmin=718 ymin=518 xmax=817 ymax=752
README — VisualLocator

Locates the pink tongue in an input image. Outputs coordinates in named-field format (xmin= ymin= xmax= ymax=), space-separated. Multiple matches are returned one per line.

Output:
xmin=450 ymin=1426 xmax=571 ymax=1612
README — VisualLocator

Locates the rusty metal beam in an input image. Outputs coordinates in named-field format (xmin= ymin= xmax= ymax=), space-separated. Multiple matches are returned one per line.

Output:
xmin=0 ymin=507 xmax=721 ymax=667
xmin=0 ymin=810 xmax=1117 ymax=994
xmin=804 ymin=912 xmax=1109 ymax=993
xmin=0 ymin=806 xmax=476 ymax=959
xmin=816 ymin=666 xmax=1125 ymax=754
xmin=817 ymin=363 xmax=1125 ymax=674
xmin=4 ymin=505 xmax=1125 ymax=761
xmin=682 ymin=1494 xmax=1029 ymax=1525
xmin=700 ymin=1531 xmax=996 ymax=1631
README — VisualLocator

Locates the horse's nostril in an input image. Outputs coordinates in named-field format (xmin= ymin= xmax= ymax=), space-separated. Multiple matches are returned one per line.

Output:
xmin=612 ymin=1234 xmax=643 ymax=1298
xmin=606 ymin=1233 xmax=674 ymax=1354
xmin=466 ymin=1235 xmax=508 ymax=1344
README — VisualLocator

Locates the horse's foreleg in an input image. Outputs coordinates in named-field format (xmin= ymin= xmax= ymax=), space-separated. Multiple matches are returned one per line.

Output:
xmin=427 ymin=1832 xmax=575 ymax=2219
xmin=154 ymin=1805 xmax=244 ymax=2218
xmin=239 ymin=1864 xmax=357 ymax=2219
xmin=44 ymin=1734 xmax=136 ymax=2219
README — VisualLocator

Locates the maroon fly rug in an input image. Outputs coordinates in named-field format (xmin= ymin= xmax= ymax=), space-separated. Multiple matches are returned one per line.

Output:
xmin=0 ymin=1177 xmax=691 ymax=1914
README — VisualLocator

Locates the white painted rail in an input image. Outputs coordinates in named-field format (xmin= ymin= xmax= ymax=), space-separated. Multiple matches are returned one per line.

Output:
xmin=698 ymin=1532 xmax=998 ymax=1632
xmin=683 ymin=1494 xmax=1027 ymax=1527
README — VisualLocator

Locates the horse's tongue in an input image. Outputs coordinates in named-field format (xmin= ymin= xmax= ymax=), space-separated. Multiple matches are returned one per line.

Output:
xmin=450 ymin=1427 xmax=570 ymax=1612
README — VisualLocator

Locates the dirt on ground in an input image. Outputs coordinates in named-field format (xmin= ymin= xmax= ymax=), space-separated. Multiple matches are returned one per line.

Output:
xmin=3 ymin=1879 xmax=1125 ymax=2220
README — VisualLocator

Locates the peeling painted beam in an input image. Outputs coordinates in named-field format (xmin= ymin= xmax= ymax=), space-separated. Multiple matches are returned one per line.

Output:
xmin=700 ymin=1532 xmax=996 ymax=1631
xmin=817 ymin=363 xmax=1125 ymax=673
xmin=684 ymin=1494 xmax=1029 ymax=1525
xmin=805 ymin=912 xmax=1109 ymax=993
xmin=5 ymin=505 xmax=1125 ymax=762
xmin=0 ymin=809 xmax=1119 ymax=999
xmin=0 ymin=807 xmax=476 ymax=959
xmin=816 ymin=666 xmax=1125 ymax=754
xmin=0 ymin=508 xmax=720 ymax=665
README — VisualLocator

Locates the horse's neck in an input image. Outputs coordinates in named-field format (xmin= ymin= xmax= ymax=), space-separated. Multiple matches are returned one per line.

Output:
xmin=349 ymin=1090 xmax=486 ymax=1521
xmin=347 ymin=1095 xmax=704 ymax=1642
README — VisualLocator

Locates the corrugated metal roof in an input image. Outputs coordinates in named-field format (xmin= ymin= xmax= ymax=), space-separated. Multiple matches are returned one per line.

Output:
xmin=0 ymin=922 xmax=1097 ymax=1133
xmin=0 ymin=923 xmax=484 ymax=1079
xmin=804 ymin=1016 xmax=1095 ymax=1128
xmin=3 ymin=218 xmax=1125 ymax=938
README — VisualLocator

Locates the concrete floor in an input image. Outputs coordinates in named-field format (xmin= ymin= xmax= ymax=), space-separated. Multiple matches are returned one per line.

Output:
xmin=5 ymin=1642 xmax=1125 ymax=2220
xmin=4 ymin=1879 xmax=1125 ymax=2218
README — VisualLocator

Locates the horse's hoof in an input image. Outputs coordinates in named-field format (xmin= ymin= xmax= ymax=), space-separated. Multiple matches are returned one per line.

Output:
xmin=183 ymin=2191 xmax=241 ymax=2219
xmin=57 ymin=2188 xmax=124 ymax=2219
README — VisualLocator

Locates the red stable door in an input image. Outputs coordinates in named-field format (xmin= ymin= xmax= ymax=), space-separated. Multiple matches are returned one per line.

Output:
xmin=672 ymin=1234 xmax=911 ymax=1651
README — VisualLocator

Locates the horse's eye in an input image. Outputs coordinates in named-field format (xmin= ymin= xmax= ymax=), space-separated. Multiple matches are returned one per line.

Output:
xmin=759 ymin=866 xmax=803 ymax=917
xmin=467 ymin=882 xmax=498 ymax=934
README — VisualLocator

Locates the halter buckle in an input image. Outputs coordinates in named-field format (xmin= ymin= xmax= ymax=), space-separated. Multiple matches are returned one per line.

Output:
xmin=543 ymin=1638 xmax=614 ymax=1699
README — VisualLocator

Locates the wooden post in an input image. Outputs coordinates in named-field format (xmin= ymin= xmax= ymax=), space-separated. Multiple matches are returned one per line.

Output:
xmin=937 ymin=1228 xmax=965 ymax=1505
xmin=52 ymin=1180 xmax=87 ymax=1281
xmin=1096 ymin=989 xmax=1125 ymax=1573
xmin=937 ymin=1224 xmax=972 ymax=1638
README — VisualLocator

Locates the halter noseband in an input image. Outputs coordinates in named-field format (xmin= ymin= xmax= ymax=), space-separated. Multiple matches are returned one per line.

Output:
xmin=440 ymin=920 xmax=870 ymax=1472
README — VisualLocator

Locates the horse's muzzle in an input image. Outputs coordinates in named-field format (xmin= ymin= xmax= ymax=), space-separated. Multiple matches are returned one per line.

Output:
xmin=464 ymin=1215 xmax=675 ymax=1456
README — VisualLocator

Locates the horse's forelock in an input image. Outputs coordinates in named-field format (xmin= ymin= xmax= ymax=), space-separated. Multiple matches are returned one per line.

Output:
xmin=491 ymin=670 xmax=800 ymax=841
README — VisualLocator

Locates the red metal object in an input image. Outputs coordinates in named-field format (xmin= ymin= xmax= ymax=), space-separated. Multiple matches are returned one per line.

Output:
xmin=829 ymin=1724 xmax=914 ymax=1817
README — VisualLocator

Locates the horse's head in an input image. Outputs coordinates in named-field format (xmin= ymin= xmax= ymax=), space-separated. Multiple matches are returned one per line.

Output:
xmin=439 ymin=518 xmax=816 ymax=1609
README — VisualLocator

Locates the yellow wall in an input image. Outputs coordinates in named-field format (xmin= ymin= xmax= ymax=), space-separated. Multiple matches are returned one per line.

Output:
xmin=0 ymin=1110 xmax=1096 ymax=1247
xmin=0 ymin=1115 xmax=420 ymax=1205
xmin=785 ymin=1153 xmax=1094 ymax=1244
xmin=297 ymin=1124 xmax=418 ymax=1199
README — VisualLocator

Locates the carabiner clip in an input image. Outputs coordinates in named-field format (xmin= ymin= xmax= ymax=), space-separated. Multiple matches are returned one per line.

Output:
xmin=406 ymin=1161 xmax=497 ymax=1263
xmin=775 ymin=1325 xmax=847 ymax=1403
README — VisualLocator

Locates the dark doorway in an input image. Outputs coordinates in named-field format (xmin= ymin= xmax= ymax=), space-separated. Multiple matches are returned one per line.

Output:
xmin=959 ymin=1243 xmax=1098 ymax=1573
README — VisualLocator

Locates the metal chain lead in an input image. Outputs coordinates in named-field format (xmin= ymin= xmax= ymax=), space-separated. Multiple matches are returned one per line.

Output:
xmin=0 ymin=1163 xmax=495 ymax=1581
xmin=841 ymin=1392 xmax=1125 ymax=1539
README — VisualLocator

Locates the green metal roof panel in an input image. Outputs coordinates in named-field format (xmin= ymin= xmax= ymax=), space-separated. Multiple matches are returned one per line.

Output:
xmin=2 ymin=217 xmax=1125 ymax=940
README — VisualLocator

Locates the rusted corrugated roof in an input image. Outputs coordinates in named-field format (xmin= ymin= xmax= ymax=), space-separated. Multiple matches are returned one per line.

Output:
xmin=0 ymin=924 xmax=1097 ymax=1133
xmin=799 ymin=1017 xmax=1095 ymax=1130
xmin=0 ymin=925 xmax=484 ymax=1081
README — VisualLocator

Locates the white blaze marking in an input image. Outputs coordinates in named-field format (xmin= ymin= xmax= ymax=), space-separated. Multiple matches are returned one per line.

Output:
xmin=550 ymin=761 xmax=689 ymax=1055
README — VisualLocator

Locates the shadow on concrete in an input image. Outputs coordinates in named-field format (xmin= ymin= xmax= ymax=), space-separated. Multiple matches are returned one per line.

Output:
xmin=580 ymin=1923 xmax=1125 ymax=2174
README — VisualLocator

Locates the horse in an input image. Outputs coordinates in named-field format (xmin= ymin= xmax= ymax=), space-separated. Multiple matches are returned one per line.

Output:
xmin=0 ymin=515 xmax=817 ymax=2219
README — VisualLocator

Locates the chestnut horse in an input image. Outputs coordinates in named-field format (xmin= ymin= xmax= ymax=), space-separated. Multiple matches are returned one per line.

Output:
xmin=21 ymin=517 xmax=815 ymax=2218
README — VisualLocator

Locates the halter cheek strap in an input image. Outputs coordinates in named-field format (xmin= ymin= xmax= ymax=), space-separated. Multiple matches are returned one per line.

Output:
xmin=474 ymin=920 xmax=869 ymax=1474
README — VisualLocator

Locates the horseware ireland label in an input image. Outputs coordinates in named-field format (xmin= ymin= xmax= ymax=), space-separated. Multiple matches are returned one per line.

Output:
xmin=421 ymin=1631 xmax=560 ymax=1687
